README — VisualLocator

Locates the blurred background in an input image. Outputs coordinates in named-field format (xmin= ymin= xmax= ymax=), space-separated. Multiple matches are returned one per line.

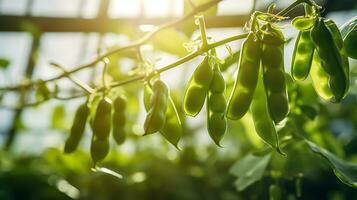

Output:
xmin=0 ymin=0 xmax=357 ymax=199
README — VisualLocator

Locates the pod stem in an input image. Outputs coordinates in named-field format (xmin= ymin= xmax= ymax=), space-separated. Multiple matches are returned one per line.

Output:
xmin=196 ymin=16 xmax=209 ymax=51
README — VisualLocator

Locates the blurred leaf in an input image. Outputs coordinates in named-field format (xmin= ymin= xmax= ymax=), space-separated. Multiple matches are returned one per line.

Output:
xmin=152 ymin=28 xmax=189 ymax=56
xmin=299 ymin=105 xmax=318 ymax=120
xmin=229 ymin=153 xmax=271 ymax=191
xmin=184 ymin=0 xmax=218 ymax=16
xmin=51 ymin=105 xmax=67 ymax=130
xmin=0 ymin=58 xmax=10 ymax=69
xmin=35 ymin=81 xmax=51 ymax=101
xmin=181 ymin=0 xmax=218 ymax=36
xmin=306 ymin=140 xmax=357 ymax=188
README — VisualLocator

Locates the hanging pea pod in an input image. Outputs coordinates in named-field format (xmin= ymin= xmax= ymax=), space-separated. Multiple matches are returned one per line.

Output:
xmin=226 ymin=33 xmax=261 ymax=120
xmin=144 ymin=84 xmax=182 ymax=148
xmin=340 ymin=16 xmax=357 ymax=59
xmin=291 ymin=30 xmax=315 ymax=80
xmin=90 ymin=138 xmax=110 ymax=163
xmin=112 ymin=95 xmax=127 ymax=145
xmin=291 ymin=16 xmax=315 ymax=31
xmin=64 ymin=102 xmax=89 ymax=153
xmin=291 ymin=4 xmax=316 ymax=81
xmin=183 ymin=56 xmax=213 ymax=116
xmin=92 ymin=98 xmax=112 ymax=140
xmin=144 ymin=79 xmax=169 ymax=135
xmin=206 ymin=64 xmax=227 ymax=146
xmin=250 ymin=70 xmax=282 ymax=153
xmin=90 ymin=98 xmax=112 ymax=163
xmin=310 ymin=18 xmax=349 ymax=102
xmin=261 ymin=24 xmax=289 ymax=124
xmin=325 ymin=19 xmax=349 ymax=92
xmin=160 ymin=97 xmax=182 ymax=149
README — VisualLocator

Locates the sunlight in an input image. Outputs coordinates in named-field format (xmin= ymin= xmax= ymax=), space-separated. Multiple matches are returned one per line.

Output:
xmin=218 ymin=0 xmax=254 ymax=15
xmin=109 ymin=0 xmax=183 ymax=18
xmin=143 ymin=0 xmax=170 ymax=17
xmin=109 ymin=0 xmax=140 ymax=18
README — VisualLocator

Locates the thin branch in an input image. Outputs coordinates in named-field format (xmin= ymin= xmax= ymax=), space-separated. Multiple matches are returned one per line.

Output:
xmin=1 ymin=31 xmax=250 ymax=110
xmin=0 ymin=0 xmax=222 ymax=92
xmin=89 ymin=32 xmax=250 ymax=93
xmin=0 ymin=0 xmax=311 ymax=111
xmin=50 ymin=62 xmax=94 ymax=94
xmin=0 ymin=93 xmax=87 ymax=111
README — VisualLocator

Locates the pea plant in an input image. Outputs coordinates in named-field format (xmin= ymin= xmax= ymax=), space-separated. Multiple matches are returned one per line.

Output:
xmin=1 ymin=0 xmax=357 ymax=198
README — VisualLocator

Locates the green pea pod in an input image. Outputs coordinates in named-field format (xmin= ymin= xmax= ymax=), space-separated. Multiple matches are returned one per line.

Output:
xmin=113 ymin=95 xmax=126 ymax=113
xmin=183 ymin=56 xmax=213 ymax=116
xmin=144 ymin=79 xmax=169 ymax=135
xmin=112 ymin=112 xmax=126 ymax=145
xmin=340 ymin=16 xmax=357 ymax=59
xmin=144 ymin=84 xmax=182 ymax=148
xmin=310 ymin=18 xmax=349 ymax=102
xmin=269 ymin=185 xmax=282 ymax=200
xmin=93 ymin=99 xmax=112 ymax=140
xmin=207 ymin=65 xmax=227 ymax=146
xmin=112 ymin=95 xmax=127 ymax=145
xmin=310 ymin=52 xmax=334 ymax=100
xmin=226 ymin=33 xmax=261 ymax=120
xmin=250 ymin=70 xmax=282 ymax=153
xmin=292 ymin=16 xmax=315 ymax=31
xmin=160 ymin=97 xmax=182 ymax=149
xmin=261 ymin=24 xmax=289 ymax=124
xmin=90 ymin=138 xmax=110 ymax=163
xmin=291 ymin=5 xmax=316 ymax=81
xmin=291 ymin=30 xmax=315 ymax=81
xmin=325 ymin=19 xmax=349 ymax=92
xmin=64 ymin=103 xmax=89 ymax=153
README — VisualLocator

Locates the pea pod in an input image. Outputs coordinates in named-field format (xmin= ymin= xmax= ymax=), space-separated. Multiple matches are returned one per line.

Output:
xmin=261 ymin=24 xmax=289 ymax=124
xmin=291 ymin=30 xmax=315 ymax=81
xmin=144 ymin=79 xmax=169 ymax=134
xmin=144 ymin=84 xmax=182 ymax=148
xmin=207 ymin=64 xmax=227 ymax=146
xmin=64 ymin=102 xmax=89 ymax=153
xmin=291 ymin=4 xmax=316 ymax=81
xmin=183 ymin=56 xmax=213 ymax=116
xmin=291 ymin=16 xmax=315 ymax=31
xmin=92 ymin=99 xmax=112 ymax=140
xmin=325 ymin=19 xmax=349 ymax=91
xmin=310 ymin=18 xmax=349 ymax=102
xmin=340 ymin=16 xmax=357 ymax=59
xmin=226 ymin=33 xmax=261 ymax=120
xmin=112 ymin=95 xmax=127 ymax=145
xmin=250 ymin=70 xmax=281 ymax=153
xmin=90 ymin=138 xmax=110 ymax=163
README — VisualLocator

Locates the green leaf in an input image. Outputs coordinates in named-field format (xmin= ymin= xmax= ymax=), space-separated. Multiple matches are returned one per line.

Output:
xmin=152 ymin=28 xmax=189 ymax=56
xmin=229 ymin=153 xmax=272 ymax=191
xmin=51 ymin=105 xmax=67 ymax=130
xmin=184 ymin=0 xmax=217 ymax=16
xmin=0 ymin=58 xmax=10 ymax=69
xmin=35 ymin=80 xmax=51 ymax=101
xmin=306 ymin=140 xmax=357 ymax=188
xmin=299 ymin=105 xmax=317 ymax=120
